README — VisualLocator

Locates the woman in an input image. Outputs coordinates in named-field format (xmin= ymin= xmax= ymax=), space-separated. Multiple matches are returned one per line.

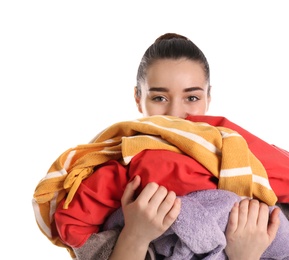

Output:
xmin=108 ymin=33 xmax=281 ymax=259
xmin=34 ymin=33 xmax=285 ymax=259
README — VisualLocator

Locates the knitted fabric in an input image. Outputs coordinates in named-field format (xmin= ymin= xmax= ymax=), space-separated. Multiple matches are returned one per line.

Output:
xmin=32 ymin=115 xmax=277 ymax=257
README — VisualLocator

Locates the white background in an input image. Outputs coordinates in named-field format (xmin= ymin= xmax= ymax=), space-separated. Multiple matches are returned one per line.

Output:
xmin=1 ymin=1 xmax=289 ymax=259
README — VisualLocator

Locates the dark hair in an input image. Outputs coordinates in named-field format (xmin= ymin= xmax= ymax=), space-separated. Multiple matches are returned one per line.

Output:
xmin=136 ymin=33 xmax=210 ymax=97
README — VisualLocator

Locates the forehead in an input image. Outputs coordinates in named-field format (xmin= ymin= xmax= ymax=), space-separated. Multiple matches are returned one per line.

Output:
xmin=145 ymin=58 xmax=207 ymax=88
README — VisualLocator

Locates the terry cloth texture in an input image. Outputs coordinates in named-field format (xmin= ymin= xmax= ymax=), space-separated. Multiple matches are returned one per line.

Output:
xmin=103 ymin=190 xmax=289 ymax=260
xmin=32 ymin=115 xmax=277 ymax=257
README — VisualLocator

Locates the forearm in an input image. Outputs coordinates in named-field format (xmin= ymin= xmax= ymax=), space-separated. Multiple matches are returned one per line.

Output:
xmin=109 ymin=227 xmax=150 ymax=260
xmin=227 ymin=254 xmax=261 ymax=260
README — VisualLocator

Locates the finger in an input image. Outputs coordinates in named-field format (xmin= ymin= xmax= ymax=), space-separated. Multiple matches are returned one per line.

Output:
xmin=148 ymin=185 xmax=168 ymax=208
xmin=267 ymin=207 xmax=280 ymax=243
xmin=157 ymin=190 xmax=177 ymax=217
xmin=121 ymin=175 xmax=141 ymax=206
xmin=226 ymin=202 xmax=239 ymax=235
xmin=163 ymin=197 xmax=181 ymax=229
xmin=256 ymin=202 xmax=269 ymax=227
xmin=135 ymin=182 xmax=160 ymax=205
xmin=246 ymin=199 xmax=261 ymax=227
xmin=238 ymin=199 xmax=250 ymax=228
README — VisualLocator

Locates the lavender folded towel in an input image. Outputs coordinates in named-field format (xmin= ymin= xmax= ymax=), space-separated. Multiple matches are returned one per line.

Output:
xmin=104 ymin=189 xmax=289 ymax=260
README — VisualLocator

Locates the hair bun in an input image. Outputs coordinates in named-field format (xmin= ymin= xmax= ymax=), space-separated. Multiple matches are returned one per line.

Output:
xmin=155 ymin=33 xmax=188 ymax=43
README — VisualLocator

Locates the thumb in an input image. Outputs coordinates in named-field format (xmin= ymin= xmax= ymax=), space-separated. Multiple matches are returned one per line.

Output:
xmin=121 ymin=175 xmax=141 ymax=206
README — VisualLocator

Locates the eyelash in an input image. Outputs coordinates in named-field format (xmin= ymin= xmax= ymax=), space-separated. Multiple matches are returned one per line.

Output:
xmin=187 ymin=96 xmax=200 ymax=102
xmin=152 ymin=96 xmax=167 ymax=102
xmin=151 ymin=96 xmax=200 ymax=102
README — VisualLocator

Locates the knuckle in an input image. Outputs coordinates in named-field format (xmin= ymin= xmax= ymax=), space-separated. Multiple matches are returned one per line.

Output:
xmin=147 ymin=182 xmax=159 ymax=190
xmin=158 ymin=185 xmax=168 ymax=194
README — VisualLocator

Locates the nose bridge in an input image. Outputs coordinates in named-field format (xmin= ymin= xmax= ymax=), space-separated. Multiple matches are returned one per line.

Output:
xmin=167 ymin=99 xmax=186 ymax=118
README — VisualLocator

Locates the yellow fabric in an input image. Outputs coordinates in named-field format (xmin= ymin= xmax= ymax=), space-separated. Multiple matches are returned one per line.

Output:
xmin=32 ymin=115 xmax=277 ymax=257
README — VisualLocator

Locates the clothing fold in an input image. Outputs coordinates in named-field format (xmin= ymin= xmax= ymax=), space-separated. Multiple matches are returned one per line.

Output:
xmin=32 ymin=115 xmax=289 ymax=257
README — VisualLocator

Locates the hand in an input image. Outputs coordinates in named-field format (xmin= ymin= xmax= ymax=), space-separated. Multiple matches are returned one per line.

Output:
xmin=121 ymin=175 xmax=181 ymax=245
xmin=109 ymin=176 xmax=181 ymax=260
xmin=225 ymin=199 xmax=280 ymax=260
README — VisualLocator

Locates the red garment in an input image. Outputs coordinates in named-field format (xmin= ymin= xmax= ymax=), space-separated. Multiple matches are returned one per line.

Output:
xmin=55 ymin=115 xmax=289 ymax=248
xmin=55 ymin=150 xmax=217 ymax=248
xmin=187 ymin=115 xmax=289 ymax=202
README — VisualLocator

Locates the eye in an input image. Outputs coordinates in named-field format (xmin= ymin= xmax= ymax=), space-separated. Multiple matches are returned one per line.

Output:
xmin=187 ymin=96 xmax=199 ymax=102
xmin=152 ymin=96 xmax=167 ymax=102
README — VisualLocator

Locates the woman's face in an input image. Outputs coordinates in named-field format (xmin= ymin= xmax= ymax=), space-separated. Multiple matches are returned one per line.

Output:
xmin=135 ymin=58 xmax=211 ymax=118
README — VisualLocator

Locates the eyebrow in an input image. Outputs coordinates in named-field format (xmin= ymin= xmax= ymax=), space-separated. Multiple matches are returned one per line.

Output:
xmin=148 ymin=87 xmax=204 ymax=92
